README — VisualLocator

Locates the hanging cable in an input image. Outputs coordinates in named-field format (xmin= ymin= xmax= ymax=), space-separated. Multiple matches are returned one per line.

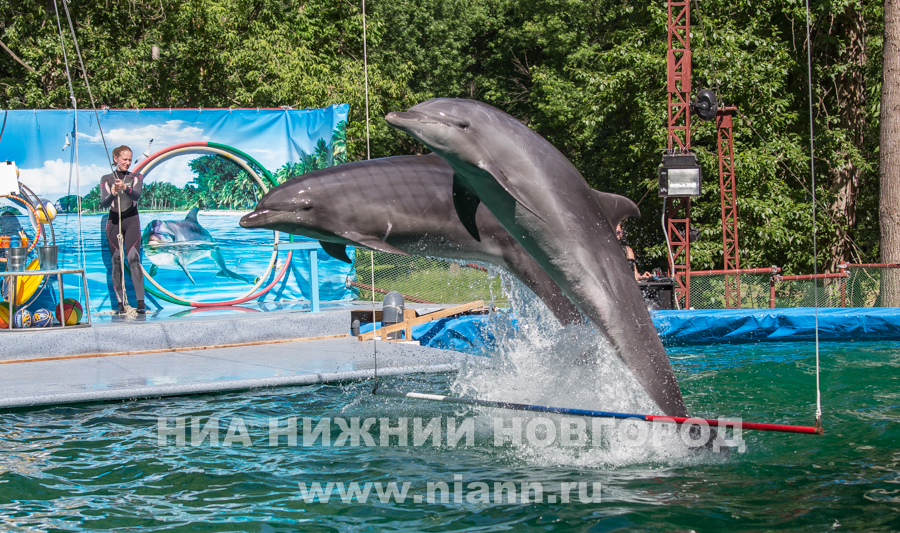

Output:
xmin=361 ymin=0 xmax=379 ymax=391
xmin=59 ymin=0 xmax=124 ymax=316
xmin=804 ymin=0 xmax=823 ymax=429
xmin=52 ymin=0 xmax=88 ymax=306
xmin=661 ymin=198 xmax=680 ymax=310
xmin=60 ymin=0 xmax=111 ymax=169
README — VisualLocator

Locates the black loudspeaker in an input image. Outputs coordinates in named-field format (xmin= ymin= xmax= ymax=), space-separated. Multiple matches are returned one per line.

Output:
xmin=639 ymin=278 xmax=675 ymax=311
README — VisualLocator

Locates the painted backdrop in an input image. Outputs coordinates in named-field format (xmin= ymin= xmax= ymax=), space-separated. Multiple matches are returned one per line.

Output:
xmin=0 ymin=106 xmax=355 ymax=315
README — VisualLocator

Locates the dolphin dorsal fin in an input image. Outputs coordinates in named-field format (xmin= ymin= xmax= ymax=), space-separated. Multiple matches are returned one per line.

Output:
xmin=185 ymin=207 xmax=200 ymax=223
xmin=592 ymin=191 xmax=640 ymax=228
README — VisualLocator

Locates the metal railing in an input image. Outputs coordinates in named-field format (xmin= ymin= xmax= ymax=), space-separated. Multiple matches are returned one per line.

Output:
xmin=685 ymin=264 xmax=900 ymax=309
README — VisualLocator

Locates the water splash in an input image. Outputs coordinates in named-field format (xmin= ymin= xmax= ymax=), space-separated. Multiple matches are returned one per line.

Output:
xmin=452 ymin=271 xmax=711 ymax=467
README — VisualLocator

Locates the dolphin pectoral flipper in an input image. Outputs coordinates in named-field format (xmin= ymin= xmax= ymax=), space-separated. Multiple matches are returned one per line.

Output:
xmin=319 ymin=241 xmax=352 ymax=263
xmin=175 ymin=257 xmax=197 ymax=284
xmin=342 ymin=231 xmax=411 ymax=256
xmin=592 ymin=191 xmax=641 ymax=228
xmin=484 ymin=165 xmax=546 ymax=222
xmin=452 ymin=174 xmax=481 ymax=241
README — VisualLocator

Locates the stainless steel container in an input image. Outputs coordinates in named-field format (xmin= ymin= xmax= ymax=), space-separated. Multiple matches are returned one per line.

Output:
xmin=38 ymin=245 xmax=58 ymax=271
xmin=7 ymin=246 xmax=28 ymax=271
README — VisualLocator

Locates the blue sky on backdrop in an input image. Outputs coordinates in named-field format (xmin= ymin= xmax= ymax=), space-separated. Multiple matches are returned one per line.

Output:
xmin=0 ymin=105 xmax=349 ymax=202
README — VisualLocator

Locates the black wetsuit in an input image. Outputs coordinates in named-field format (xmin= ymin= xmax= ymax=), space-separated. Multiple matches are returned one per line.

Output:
xmin=100 ymin=170 xmax=145 ymax=305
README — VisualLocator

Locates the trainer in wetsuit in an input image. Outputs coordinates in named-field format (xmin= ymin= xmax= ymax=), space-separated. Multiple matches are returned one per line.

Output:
xmin=100 ymin=145 xmax=146 ymax=314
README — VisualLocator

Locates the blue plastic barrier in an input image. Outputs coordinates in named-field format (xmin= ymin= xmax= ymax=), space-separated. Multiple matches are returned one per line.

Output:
xmin=363 ymin=307 xmax=900 ymax=354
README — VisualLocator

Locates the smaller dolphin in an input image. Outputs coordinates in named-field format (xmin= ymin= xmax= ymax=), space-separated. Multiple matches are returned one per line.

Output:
xmin=142 ymin=207 xmax=252 ymax=284
xmin=240 ymin=155 xmax=641 ymax=326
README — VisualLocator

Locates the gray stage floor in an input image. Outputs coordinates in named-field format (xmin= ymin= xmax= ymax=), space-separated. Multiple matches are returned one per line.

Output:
xmin=0 ymin=337 xmax=472 ymax=410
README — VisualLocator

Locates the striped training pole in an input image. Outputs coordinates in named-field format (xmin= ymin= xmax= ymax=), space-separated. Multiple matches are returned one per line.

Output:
xmin=373 ymin=388 xmax=823 ymax=435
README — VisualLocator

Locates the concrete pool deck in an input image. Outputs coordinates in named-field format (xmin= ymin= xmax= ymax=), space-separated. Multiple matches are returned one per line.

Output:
xmin=0 ymin=336 xmax=472 ymax=409
xmin=0 ymin=304 xmax=473 ymax=410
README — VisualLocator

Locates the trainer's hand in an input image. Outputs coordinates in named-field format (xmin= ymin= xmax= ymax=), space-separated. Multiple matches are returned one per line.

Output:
xmin=113 ymin=178 xmax=125 ymax=194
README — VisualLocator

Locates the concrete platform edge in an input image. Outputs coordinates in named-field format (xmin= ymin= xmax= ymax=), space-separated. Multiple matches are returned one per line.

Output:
xmin=0 ymin=362 xmax=460 ymax=409
xmin=0 ymin=310 xmax=348 ymax=360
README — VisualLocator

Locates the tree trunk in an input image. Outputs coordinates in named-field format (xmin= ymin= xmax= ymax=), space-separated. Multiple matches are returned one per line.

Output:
xmin=828 ymin=4 xmax=867 ymax=270
xmin=881 ymin=0 xmax=900 ymax=306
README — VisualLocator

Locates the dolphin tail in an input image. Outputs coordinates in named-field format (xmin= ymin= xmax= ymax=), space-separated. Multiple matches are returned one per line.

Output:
xmin=216 ymin=269 xmax=253 ymax=284
xmin=212 ymin=248 xmax=253 ymax=284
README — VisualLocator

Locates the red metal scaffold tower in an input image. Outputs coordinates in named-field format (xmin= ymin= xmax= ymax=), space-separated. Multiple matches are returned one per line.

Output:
xmin=666 ymin=0 xmax=692 ymax=308
xmin=717 ymin=106 xmax=741 ymax=307
xmin=665 ymin=0 xmax=743 ymax=309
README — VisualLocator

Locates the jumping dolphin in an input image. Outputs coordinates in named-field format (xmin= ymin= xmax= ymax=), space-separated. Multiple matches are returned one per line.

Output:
xmin=385 ymin=98 xmax=688 ymax=418
xmin=142 ymin=207 xmax=252 ymax=284
xmin=240 ymin=154 xmax=644 ymax=325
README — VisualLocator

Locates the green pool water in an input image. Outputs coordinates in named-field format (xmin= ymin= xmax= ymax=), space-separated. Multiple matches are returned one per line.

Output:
xmin=1 ymin=339 xmax=898 ymax=531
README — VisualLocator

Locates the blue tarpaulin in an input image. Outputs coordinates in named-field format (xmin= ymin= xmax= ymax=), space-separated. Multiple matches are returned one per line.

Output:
xmin=371 ymin=308 xmax=900 ymax=354
xmin=653 ymin=307 xmax=900 ymax=344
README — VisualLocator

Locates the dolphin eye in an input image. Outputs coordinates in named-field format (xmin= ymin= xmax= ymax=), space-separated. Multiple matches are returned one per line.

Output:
xmin=300 ymin=205 xmax=313 ymax=211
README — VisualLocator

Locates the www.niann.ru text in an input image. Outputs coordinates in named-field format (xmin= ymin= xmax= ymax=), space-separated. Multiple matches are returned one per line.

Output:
xmin=297 ymin=477 xmax=602 ymax=504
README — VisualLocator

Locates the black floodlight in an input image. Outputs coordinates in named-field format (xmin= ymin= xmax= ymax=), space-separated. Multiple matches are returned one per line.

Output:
xmin=658 ymin=153 xmax=702 ymax=197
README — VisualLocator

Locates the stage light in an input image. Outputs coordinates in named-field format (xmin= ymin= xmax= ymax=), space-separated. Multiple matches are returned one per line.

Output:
xmin=658 ymin=153 xmax=702 ymax=198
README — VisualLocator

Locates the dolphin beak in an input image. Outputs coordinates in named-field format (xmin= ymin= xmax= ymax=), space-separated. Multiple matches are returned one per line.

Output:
xmin=385 ymin=111 xmax=429 ymax=127
xmin=240 ymin=209 xmax=276 ymax=229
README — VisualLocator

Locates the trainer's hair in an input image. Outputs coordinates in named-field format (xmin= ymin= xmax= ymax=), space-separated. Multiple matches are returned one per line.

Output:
xmin=112 ymin=145 xmax=132 ymax=161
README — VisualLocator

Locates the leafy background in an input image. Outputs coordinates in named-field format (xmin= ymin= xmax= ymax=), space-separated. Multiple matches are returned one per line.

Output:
xmin=0 ymin=0 xmax=881 ymax=274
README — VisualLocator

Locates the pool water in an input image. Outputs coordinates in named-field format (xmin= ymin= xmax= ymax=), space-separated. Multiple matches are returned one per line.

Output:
xmin=1 ymin=334 xmax=898 ymax=531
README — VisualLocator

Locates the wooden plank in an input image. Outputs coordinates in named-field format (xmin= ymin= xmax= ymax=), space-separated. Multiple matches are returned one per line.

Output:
xmin=358 ymin=300 xmax=484 ymax=341
xmin=404 ymin=309 xmax=416 ymax=340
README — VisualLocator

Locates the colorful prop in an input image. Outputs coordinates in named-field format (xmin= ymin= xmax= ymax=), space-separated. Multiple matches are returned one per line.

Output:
xmin=0 ymin=302 xmax=9 ymax=328
xmin=13 ymin=259 xmax=43 ymax=306
xmin=56 ymin=298 xmax=83 ymax=325
xmin=36 ymin=200 xmax=57 ymax=223
xmin=13 ymin=308 xmax=32 ymax=328
xmin=0 ymin=194 xmax=41 ymax=263
xmin=31 ymin=308 xmax=52 ymax=327
xmin=373 ymin=388 xmax=823 ymax=435
xmin=131 ymin=142 xmax=281 ymax=307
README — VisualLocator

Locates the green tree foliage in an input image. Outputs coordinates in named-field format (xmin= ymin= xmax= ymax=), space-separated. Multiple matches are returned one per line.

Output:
xmin=0 ymin=0 xmax=883 ymax=273
xmin=81 ymin=185 xmax=101 ymax=212
xmin=142 ymin=181 xmax=196 ymax=211
xmin=188 ymin=155 xmax=260 ymax=210
xmin=56 ymin=195 xmax=79 ymax=213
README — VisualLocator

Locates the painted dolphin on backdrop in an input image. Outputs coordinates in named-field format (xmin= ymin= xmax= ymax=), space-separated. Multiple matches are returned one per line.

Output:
xmin=142 ymin=207 xmax=253 ymax=284
xmin=385 ymin=98 xmax=688 ymax=418
xmin=240 ymin=154 xmax=639 ymax=326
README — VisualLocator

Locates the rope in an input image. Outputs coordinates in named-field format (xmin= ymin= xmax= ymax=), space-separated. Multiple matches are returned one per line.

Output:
xmin=52 ymin=0 xmax=87 ymax=306
xmin=59 ymin=0 xmax=117 ymax=316
xmin=804 ymin=0 xmax=823 ymax=427
xmin=115 ymin=193 xmax=138 ymax=318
